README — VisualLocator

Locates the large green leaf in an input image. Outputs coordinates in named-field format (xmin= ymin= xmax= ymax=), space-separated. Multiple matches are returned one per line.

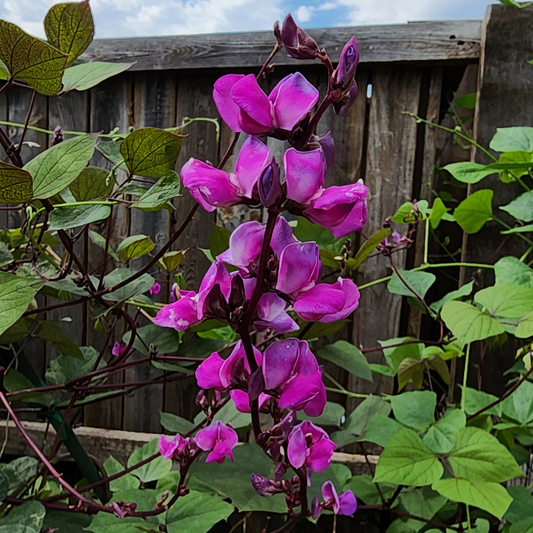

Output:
xmin=116 ymin=234 xmax=155 ymax=261
xmin=127 ymin=439 xmax=171 ymax=483
xmin=495 ymin=257 xmax=533 ymax=288
xmin=317 ymin=340 xmax=372 ymax=381
xmin=164 ymin=490 xmax=233 ymax=533
xmin=344 ymin=474 xmax=398 ymax=505
xmin=103 ymin=268 xmax=154 ymax=302
xmin=475 ymin=284 xmax=533 ymax=319
xmin=379 ymin=337 xmax=423 ymax=372
xmin=516 ymin=311 xmax=533 ymax=338
xmin=441 ymin=300 xmax=505 ymax=345
xmin=432 ymin=477 xmax=512 ymax=519
xmin=444 ymin=162 xmax=498 ymax=184
xmin=362 ymin=414 xmax=403 ymax=447
xmin=506 ymin=486 xmax=533 ymax=523
xmin=500 ymin=190 xmax=533 ymax=222
xmin=102 ymin=456 xmax=140 ymax=492
xmin=0 ymin=163 xmax=33 ymax=204
xmin=38 ymin=320 xmax=83 ymax=359
xmin=388 ymin=270 xmax=436 ymax=299
xmin=463 ymin=386 xmax=502 ymax=417
xmin=48 ymin=203 xmax=111 ymax=231
xmin=448 ymin=427 xmax=523 ymax=482
xmin=44 ymin=0 xmax=94 ymax=67
xmin=134 ymin=171 xmax=180 ymax=211
xmin=423 ymin=409 xmax=466 ymax=454
xmin=61 ymin=61 xmax=133 ymax=92
xmin=453 ymin=190 xmax=493 ymax=234
xmin=0 ymin=501 xmax=45 ymax=531
xmin=46 ymin=346 xmax=99 ymax=384
xmin=89 ymin=229 xmax=119 ymax=262
xmin=490 ymin=127 xmax=533 ymax=153
xmin=502 ymin=380 xmax=533 ymax=425
xmin=120 ymin=128 xmax=185 ymax=178
xmin=0 ymin=457 xmax=38 ymax=491
xmin=25 ymin=135 xmax=97 ymax=199
xmin=349 ymin=228 xmax=391 ymax=271
xmin=374 ymin=428 xmax=443 ymax=486
xmin=0 ymin=20 xmax=67 ymax=95
xmin=160 ymin=412 xmax=195 ymax=434
xmin=293 ymin=216 xmax=346 ymax=252
xmin=0 ymin=273 xmax=42 ymax=336
xmin=390 ymin=391 xmax=436 ymax=430
xmin=70 ymin=167 xmax=115 ymax=201
xmin=430 ymin=281 xmax=474 ymax=313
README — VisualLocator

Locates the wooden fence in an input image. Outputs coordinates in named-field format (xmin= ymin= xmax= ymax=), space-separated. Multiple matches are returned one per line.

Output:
xmin=0 ymin=4 xmax=528 ymax=436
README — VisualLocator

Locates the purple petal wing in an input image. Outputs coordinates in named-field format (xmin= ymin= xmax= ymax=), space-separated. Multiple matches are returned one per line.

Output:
xmin=213 ymin=74 xmax=245 ymax=132
xmin=234 ymin=136 xmax=272 ymax=198
xmin=284 ymin=148 xmax=324 ymax=205
xmin=231 ymin=74 xmax=272 ymax=128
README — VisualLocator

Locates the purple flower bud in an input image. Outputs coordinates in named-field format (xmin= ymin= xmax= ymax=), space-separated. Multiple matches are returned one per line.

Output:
xmin=229 ymin=273 xmax=246 ymax=309
xmin=149 ymin=282 xmax=161 ymax=295
xmin=111 ymin=502 xmax=125 ymax=518
xmin=258 ymin=160 xmax=281 ymax=208
xmin=333 ymin=83 xmax=358 ymax=116
xmin=334 ymin=36 xmax=359 ymax=88
xmin=203 ymin=283 xmax=231 ymax=322
xmin=51 ymin=125 xmax=64 ymax=146
xmin=274 ymin=461 xmax=287 ymax=482
xmin=251 ymin=474 xmax=276 ymax=497
xmin=128 ymin=502 xmax=137 ymax=512
xmin=281 ymin=14 xmax=319 ymax=60
xmin=311 ymin=495 xmax=322 ymax=520
xmin=196 ymin=389 xmax=209 ymax=410
xmin=111 ymin=342 xmax=127 ymax=357
xmin=248 ymin=368 xmax=264 ymax=401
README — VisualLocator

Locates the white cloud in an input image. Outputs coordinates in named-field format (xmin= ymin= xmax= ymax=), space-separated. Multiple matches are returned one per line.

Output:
xmin=319 ymin=2 xmax=337 ymax=10
xmin=125 ymin=5 xmax=163 ymax=25
xmin=294 ymin=5 xmax=315 ymax=23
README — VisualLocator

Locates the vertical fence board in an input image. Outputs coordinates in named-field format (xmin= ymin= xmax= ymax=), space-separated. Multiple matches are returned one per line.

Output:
xmin=123 ymin=72 xmax=177 ymax=432
xmin=352 ymin=67 xmax=423 ymax=397
xmin=85 ymin=75 xmax=133 ymax=429
xmin=164 ymin=73 xmax=219 ymax=421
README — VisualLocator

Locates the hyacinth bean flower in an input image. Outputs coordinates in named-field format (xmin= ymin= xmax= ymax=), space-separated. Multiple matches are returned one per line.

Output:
xmin=154 ymin=262 xmax=230 ymax=331
xmin=149 ymin=282 xmax=161 ymax=295
xmin=111 ymin=341 xmax=127 ymax=357
xmin=213 ymin=73 xmax=319 ymax=136
xmin=230 ymin=389 xmax=271 ymax=413
xmin=287 ymin=420 xmax=336 ymax=472
xmin=195 ymin=340 xmax=261 ymax=391
xmin=195 ymin=421 xmax=238 ymax=463
xmin=158 ymin=433 xmax=187 ymax=461
xmin=281 ymin=14 xmax=319 ymax=60
xmin=321 ymin=481 xmax=357 ymax=515
xmin=332 ymin=36 xmax=360 ymax=115
xmin=181 ymin=136 xmax=271 ymax=212
xmin=263 ymin=339 xmax=326 ymax=416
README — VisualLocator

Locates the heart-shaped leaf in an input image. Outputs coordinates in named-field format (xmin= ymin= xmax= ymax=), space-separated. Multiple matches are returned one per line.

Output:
xmin=61 ymin=61 xmax=133 ymax=93
xmin=0 ymin=162 xmax=33 ymax=203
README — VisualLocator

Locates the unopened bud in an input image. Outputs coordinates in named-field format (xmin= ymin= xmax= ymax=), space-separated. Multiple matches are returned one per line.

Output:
xmin=274 ymin=461 xmax=287 ymax=482
xmin=311 ymin=496 xmax=322 ymax=520
xmin=282 ymin=14 xmax=319 ymax=60
xmin=229 ymin=274 xmax=246 ymax=309
xmin=51 ymin=125 xmax=64 ymax=146
xmin=333 ymin=36 xmax=359 ymax=89
xmin=203 ymin=283 xmax=230 ymax=321
xmin=258 ymin=159 xmax=281 ymax=208
xmin=248 ymin=368 xmax=264 ymax=401
xmin=196 ymin=389 xmax=209 ymax=410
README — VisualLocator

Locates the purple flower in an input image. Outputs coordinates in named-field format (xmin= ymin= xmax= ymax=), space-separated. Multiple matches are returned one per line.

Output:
xmin=111 ymin=341 xmax=127 ymax=357
xmin=213 ymin=73 xmax=319 ymax=136
xmin=158 ymin=433 xmax=187 ymax=461
xmin=333 ymin=37 xmax=359 ymax=89
xmin=322 ymin=481 xmax=357 ymax=515
xmin=112 ymin=502 xmax=125 ymax=518
xmin=181 ymin=136 xmax=271 ymax=212
xmin=263 ymin=339 xmax=326 ymax=416
xmin=251 ymin=474 xmax=278 ymax=497
xmin=304 ymin=180 xmax=368 ymax=238
xmin=276 ymin=241 xmax=321 ymax=296
xmin=281 ymin=14 xmax=319 ymax=60
xmin=287 ymin=421 xmax=336 ymax=472
xmin=284 ymin=147 xmax=324 ymax=206
xmin=311 ymin=495 xmax=322 ymax=520
xmin=196 ymin=421 xmax=238 ymax=463
xmin=230 ymin=389 xmax=271 ymax=413
xmin=293 ymin=277 xmax=360 ymax=323
xmin=255 ymin=292 xmax=299 ymax=334
xmin=149 ymin=282 xmax=161 ymax=295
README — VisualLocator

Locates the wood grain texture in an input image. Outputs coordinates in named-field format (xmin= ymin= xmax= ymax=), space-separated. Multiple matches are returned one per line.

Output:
xmin=164 ymin=73 xmax=219 ymax=422
xmin=84 ymin=21 xmax=481 ymax=72
xmin=85 ymin=74 xmax=134 ymax=429
xmin=352 ymin=66 xmax=423 ymax=397
xmin=123 ymin=71 xmax=176 ymax=433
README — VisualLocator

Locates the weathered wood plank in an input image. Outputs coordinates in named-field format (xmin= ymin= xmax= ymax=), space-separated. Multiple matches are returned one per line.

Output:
xmin=85 ymin=74 xmax=134 ymax=429
xmin=123 ymin=71 xmax=176 ymax=433
xmin=352 ymin=66 xmax=423 ymax=397
xmin=164 ymin=73 xmax=219 ymax=422
xmin=85 ymin=20 xmax=481 ymax=72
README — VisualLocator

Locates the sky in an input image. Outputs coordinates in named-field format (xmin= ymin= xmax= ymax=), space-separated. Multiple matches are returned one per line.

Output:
xmin=0 ymin=0 xmax=494 ymax=39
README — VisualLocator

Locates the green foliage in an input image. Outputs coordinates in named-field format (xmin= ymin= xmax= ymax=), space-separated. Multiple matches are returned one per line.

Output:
xmin=127 ymin=439 xmax=172 ymax=483
xmin=49 ymin=203 xmax=111 ymax=231
xmin=490 ymin=127 xmax=533 ymax=152
xmin=61 ymin=62 xmax=134 ymax=92
xmin=348 ymin=228 xmax=391 ymax=271
xmin=156 ymin=250 xmax=185 ymax=272
xmin=209 ymin=224 xmax=231 ymax=259
xmin=423 ymin=409 xmax=466 ymax=454
xmin=501 ymin=190 xmax=533 ymax=222
xmin=38 ymin=320 xmax=83 ymax=359
xmin=70 ymin=167 xmax=115 ymax=201
xmin=0 ymin=163 xmax=33 ymax=203
xmin=387 ymin=270 xmax=436 ymax=299
xmin=134 ymin=171 xmax=180 ymax=211
xmin=317 ymin=340 xmax=372 ymax=381
xmin=103 ymin=268 xmax=154 ymax=301
xmin=453 ymin=189 xmax=493 ymax=234
xmin=116 ymin=234 xmax=155 ymax=261
xmin=160 ymin=412 xmax=195 ymax=434
xmin=0 ymin=501 xmax=45 ymax=531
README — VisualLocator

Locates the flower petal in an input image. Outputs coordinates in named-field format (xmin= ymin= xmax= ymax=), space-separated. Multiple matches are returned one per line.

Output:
xmin=231 ymin=74 xmax=272 ymax=128
xmin=218 ymin=221 xmax=264 ymax=269
xmin=338 ymin=490 xmax=357 ymax=516
xmin=276 ymin=242 xmax=321 ymax=296
xmin=195 ymin=422 xmax=220 ymax=451
xmin=271 ymin=216 xmax=299 ymax=257
xmin=154 ymin=296 xmax=200 ymax=331
xmin=307 ymin=437 xmax=336 ymax=472
xmin=263 ymin=338 xmax=300 ymax=390
xmin=287 ymin=426 xmax=306 ymax=469
xmin=214 ymin=74 xmax=245 ymax=132
xmin=255 ymin=292 xmax=299 ymax=334
xmin=195 ymin=352 xmax=225 ymax=390
xmin=234 ymin=136 xmax=272 ymax=198
xmin=206 ymin=440 xmax=234 ymax=463
xmin=284 ymin=148 xmax=324 ymax=205
xmin=293 ymin=283 xmax=346 ymax=322
xmin=318 ymin=278 xmax=360 ymax=323
xmin=278 ymin=371 xmax=323 ymax=413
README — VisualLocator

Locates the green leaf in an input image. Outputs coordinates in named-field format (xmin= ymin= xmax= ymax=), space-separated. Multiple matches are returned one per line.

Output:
xmin=89 ymin=229 xmax=119 ymax=261
xmin=164 ymin=490 xmax=233 ymax=533
xmin=38 ymin=320 xmax=83 ymax=359
xmin=399 ymin=488 xmax=447 ymax=524
xmin=156 ymin=251 xmax=185 ymax=273
xmin=160 ymin=412 xmax=194 ymax=434
xmin=509 ymin=517 xmax=533 ymax=533
xmin=349 ymin=228 xmax=391 ymax=271
xmin=48 ymin=203 xmax=111 ymax=231
xmin=432 ymin=478 xmax=512 ymax=519
xmin=0 ymin=242 xmax=14 ymax=268
xmin=387 ymin=270 xmax=436 ymax=299
xmin=134 ymin=171 xmax=180 ymax=211
xmin=390 ymin=391 xmax=436 ymax=430
xmin=362 ymin=414 xmax=403 ymax=447
xmin=0 ymin=20 xmax=67 ymax=95
xmin=0 ymin=501 xmax=45 ymax=531
xmin=374 ymin=428 xmax=443 ymax=486
xmin=490 ymin=127 xmax=533 ymax=153
xmin=61 ymin=61 xmax=134 ymax=92
xmin=441 ymin=300 xmax=505 ymax=345
xmin=208 ymin=399 xmax=251 ymax=430
xmin=506 ymin=485 xmax=533 ymax=523
xmin=102 ymin=456 xmax=140 ymax=492
xmin=122 ymin=323 xmax=181 ymax=355
xmin=423 ymin=409 xmax=466 ymax=454
xmin=516 ymin=311 xmax=533 ymax=338
xmin=95 ymin=140 xmax=125 ymax=167
xmin=0 ymin=471 xmax=8 ymax=501
xmin=456 ymin=93 xmax=476 ymax=109
xmin=430 ymin=282 xmax=474 ymax=313
xmin=298 ymin=401 xmax=345 ymax=428
xmin=501 ymin=190 xmax=533 ymax=222
xmin=0 ymin=457 xmax=38 ymax=490
xmin=502 ymin=380 xmax=533 ymax=425
xmin=495 ymin=257 xmax=533 ymax=288
xmin=120 ymin=128 xmax=185 ymax=178
xmin=397 ymin=357 xmax=424 ymax=390
xmin=25 ymin=135 xmax=97 ymax=199
xmin=117 ymin=234 xmax=155 ymax=261
xmin=70 ymin=167 xmax=115 ymax=201
xmin=103 ymin=268 xmax=154 ymax=301
xmin=502 ymin=224 xmax=533 ymax=234
xmin=209 ymin=224 xmax=231 ymax=259
xmin=320 ymin=249 xmax=342 ymax=268
xmin=392 ymin=201 xmax=427 ymax=224
xmin=293 ymin=217 xmax=346 ymax=252
xmin=343 ymin=474 xmax=398 ymax=505
xmin=499 ymin=151 xmax=533 ymax=181
xmin=463 ymin=386 xmax=502 ymax=417
xmin=475 ymin=284 xmax=533 ymax=319
xmin=317 ymin=340 xmax=373 ymax=382
xmin=444 ymin=162 xmax=497 ymax=184
xmin=46 ymin=346 xmax=99 ymax=383
xmin=0 ymin=273 xmax=42 ymax=337
xmin=453 ymin=190 xmax=493 ymax=234
xmin=332 ymin=395 xmax=391 ymax=447
xmin=429 ymin=197 xmax=448 ymax=229
xmin=379 ymin=337 xmax=423 ymax=372
xmin=0 ymin=162 xmax=33 ymax=204
xmin=448 ymin=427 xmax=523 ymax=482
xmin=44 ymin=0 xmax=94 ymax=67
xmin=127 ymin=439 xmax=171 ymax=483
xmin=297 ymin=319 xmax=347 ymax=340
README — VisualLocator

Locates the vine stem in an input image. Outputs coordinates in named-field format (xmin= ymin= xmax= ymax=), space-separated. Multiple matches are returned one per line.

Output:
xmin=461 ymin=343 xmax=471 ymax=411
